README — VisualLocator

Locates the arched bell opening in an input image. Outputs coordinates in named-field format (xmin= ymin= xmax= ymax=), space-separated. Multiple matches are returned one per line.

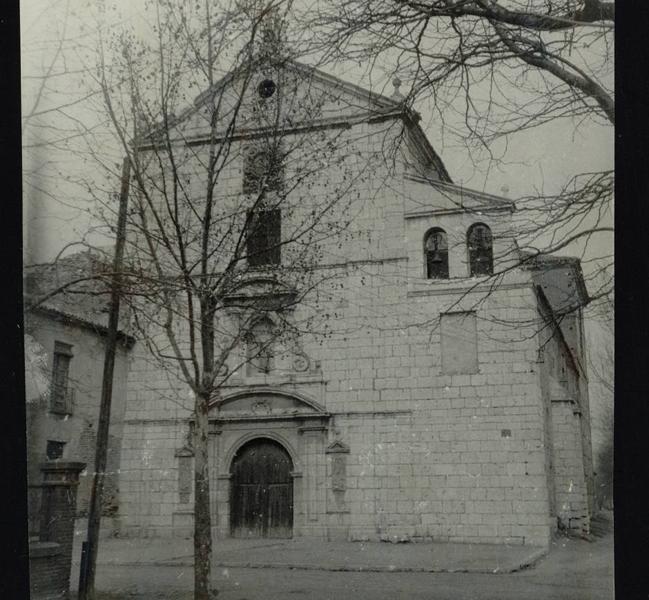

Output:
xmin=424 ymin=227 xmax=449 ymax=279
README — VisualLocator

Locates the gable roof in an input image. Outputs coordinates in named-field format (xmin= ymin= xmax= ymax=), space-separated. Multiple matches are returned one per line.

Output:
xmin=139 ymin=58 xmax=452 ymax=182
xmin=522 ymin=253 xmax=590 ymax=314
xmin=403 ymin=174 xmax=515 ymax=216
xmin=193 ymin=59 xmax=404 ymax=114
xmin=24 ymin=250 xmax=133 ymax=342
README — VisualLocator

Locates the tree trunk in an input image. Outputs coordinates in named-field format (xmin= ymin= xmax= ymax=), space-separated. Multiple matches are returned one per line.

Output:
xmin=194 ymin=390 xmax=212 ymax=599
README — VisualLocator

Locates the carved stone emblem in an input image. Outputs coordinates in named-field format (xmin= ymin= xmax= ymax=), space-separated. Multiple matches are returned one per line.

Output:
xmin=251 ymin=399 xmax=271 ymax=414
xmin=293 ymin=354 xmax=310 ymax=372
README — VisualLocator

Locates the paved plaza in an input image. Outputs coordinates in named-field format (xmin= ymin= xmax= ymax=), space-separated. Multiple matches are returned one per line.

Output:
xmin=69 ymin=512 xmax=614 ymax=599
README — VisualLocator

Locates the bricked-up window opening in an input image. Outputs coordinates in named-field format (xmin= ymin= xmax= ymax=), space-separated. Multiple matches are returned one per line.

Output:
xmin=178 ymin=456 xmax=192 ymax=503
xmin=50 ymin=341 xmax=73 ymax=414
xmin=467 ymin=223 xmax=493 ymax=276
xmin=424 ymin=228 xmax=449 ymax=279
xmin=246 ymin=318 xmax=275 ymax=376
xmin=46 ymin=440 xmax=65 ymax=460
xmin=331 ymin=455 xmax=347 ymax=491
xmin=440 ymin=311 xmax=478 ymax=375
xmin=243 ymin=147 xmax=284 ymax=194
xmin=247 ymin=208 xmax=281 ymax=267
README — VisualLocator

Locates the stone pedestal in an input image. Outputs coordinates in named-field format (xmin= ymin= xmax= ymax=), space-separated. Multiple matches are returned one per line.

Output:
xmin=30 ymin=461 xmax=85 ymax=600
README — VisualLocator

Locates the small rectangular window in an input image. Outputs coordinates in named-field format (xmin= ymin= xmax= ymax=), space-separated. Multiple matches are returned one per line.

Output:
xmin=441 ymin=311 xmax=478 ymax=374
xmin=51 ymin=341 xmax=73 ymax=415
xmin=46 ymin=440 xmax=65 ymax=460
xmin=246 ymin=209 xmax=281 ymax=267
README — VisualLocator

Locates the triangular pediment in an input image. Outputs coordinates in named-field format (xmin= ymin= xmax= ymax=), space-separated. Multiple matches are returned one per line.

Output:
xmin=141 ymin=59 xmax=403 ymax=148
xmin=195 ymin=60 xmax=400 ymax=135
xmin=174 ymin=446 xmax=194 ymax=458
xmin=197 ymin=59 xmax=401 ymax=111
xmin=137 ymin=57 xmax=452 ymax=186
xmin=325 ymin=440 xmax=350 ymax=454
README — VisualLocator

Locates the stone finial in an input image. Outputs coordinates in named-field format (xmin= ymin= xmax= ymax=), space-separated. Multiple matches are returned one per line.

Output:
xmin=391 ymin=76 xmax=404 ymax=101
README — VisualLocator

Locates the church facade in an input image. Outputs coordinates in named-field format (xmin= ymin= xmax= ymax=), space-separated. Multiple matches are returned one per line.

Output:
xmin=110 ymin=60 xmax=594 ymax=548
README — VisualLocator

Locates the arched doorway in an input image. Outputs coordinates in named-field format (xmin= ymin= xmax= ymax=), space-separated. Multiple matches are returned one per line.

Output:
xmin=230 ymin=438 xmax=293 ymax=538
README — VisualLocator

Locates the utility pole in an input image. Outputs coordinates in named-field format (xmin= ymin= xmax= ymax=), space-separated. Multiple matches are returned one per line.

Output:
xmin=78 ymin=156 xmax=131 ymax=600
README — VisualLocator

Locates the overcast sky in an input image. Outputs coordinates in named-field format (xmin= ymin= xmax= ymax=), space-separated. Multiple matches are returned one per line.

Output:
xmin=21 ymin=0 xmax=613 ymax=270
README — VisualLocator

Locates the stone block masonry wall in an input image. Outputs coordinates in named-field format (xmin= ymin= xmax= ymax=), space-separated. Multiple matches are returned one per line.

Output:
xmin=332 ymin=396 xmax=551 ymax=546
xmin=115 ymin=121 xmax=572 ymax=548
xmin=118 ymin=343 xmax=199 ymax=537
xmin=576 ymin=376 xmax=596 ymax=518
xmin=536 ymin=300 xmax=592 ymax=535
xmin=117 ymin=259 xmax=555 ymax=546
xmin=119 ymin=420 xmax=191 ymax=537
xmin=309 ymin=255 xmax=554 ymax=546
xmin=551 ymin=400 xmax=590 ymax=533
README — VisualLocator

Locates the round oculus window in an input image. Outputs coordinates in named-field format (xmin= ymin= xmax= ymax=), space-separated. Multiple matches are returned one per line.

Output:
xmin=258 ymin=79 xmax=277 ymax=98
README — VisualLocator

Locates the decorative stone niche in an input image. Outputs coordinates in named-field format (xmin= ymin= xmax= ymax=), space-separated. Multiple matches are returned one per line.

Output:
xmin=175 ymin=446 xmax=194 ymax=505
xmin=326 ymin=440 xmax=350 ymax=491
xmin=325 ymin=439 xmax=350 ymax=540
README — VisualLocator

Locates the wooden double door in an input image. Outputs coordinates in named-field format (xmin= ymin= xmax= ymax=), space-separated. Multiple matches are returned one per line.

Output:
xmin=230 ymin=438 xmax=293 ymax=538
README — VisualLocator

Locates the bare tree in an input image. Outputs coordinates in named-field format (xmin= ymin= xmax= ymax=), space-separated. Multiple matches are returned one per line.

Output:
xmin=22 ymin=2 xmax=613 ymax=596
xmin=74 ymin=1 xmax=371 ymax=597
xmin=306 ymin=0 xmax=614 ymax=306
xmin=21 ymin=1 xmax=125 ymax=264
